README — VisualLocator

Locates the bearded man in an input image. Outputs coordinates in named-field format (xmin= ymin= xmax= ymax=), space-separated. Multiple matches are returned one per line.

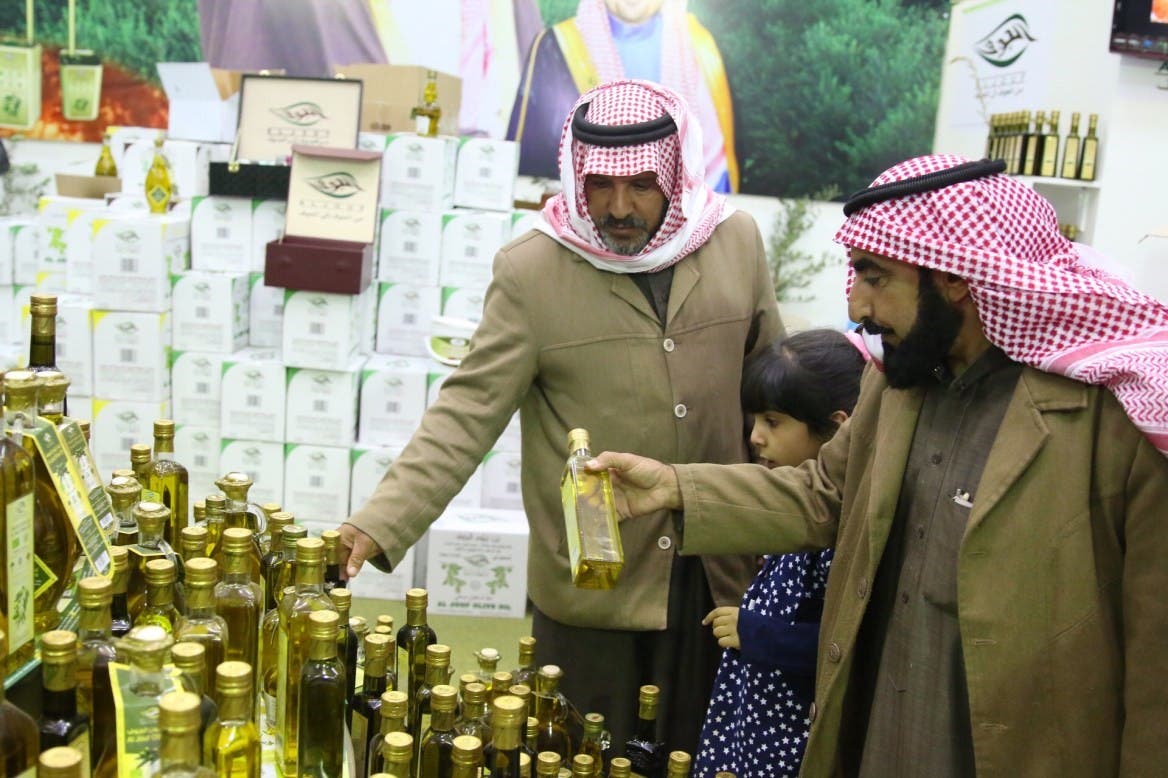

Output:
xmin=337 ymin=79 xmax=782 ymax=753
xmin=592 ymin=155 xmax=1168 ymax=775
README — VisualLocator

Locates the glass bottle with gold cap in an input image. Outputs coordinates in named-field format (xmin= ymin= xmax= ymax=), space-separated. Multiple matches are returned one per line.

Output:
xmin=277 ymin=536 xmax=337 ymax=776
xmin=204 ymin=661 xmax=259 ymax=778
xmin=535 ymin=751 xmax=562 ymax=778
xmin=191 ymin=500 xmax=206 ymax=536
xmin=411 ymin=643 xmax=453 ymax=767
xmin=137 ymin=558 xmax=180 ymax=634
xmin=1 ymin=371 xmax=37 ymax=673
xmin=664 ymin=751 xmax=690 ymax=778
xmin=108 ymin=546 xmax=132 ymax=637
xmin=202 ymin=495 xmax=227 ymax=562
xmin=579 ymin=712 xmax=609 ymax=773
xmin=454 ymin=681 xmax=491 ymax=747
xmin=522 ymin=716 xmax=539 ymax=765
xmin=560 ymin=428 xmax=623 ymax=589
xmin=397 ymin=588 xmax=438 ymax=735
xmin=474 ymin=647 xmax=500 ymax=690
xmin=31 ymin=371 xmax=80 ymax=607
xmin=259 ymin=511 xmax=292 ymax=610
xmin=155 ymin=691 xmax=215 ymax=778
xmin=259 ymin=585 xmax=294 ymax=733
xmin=608 ymin=757 xmax=632 ymax=778
xmin=510 ymin=636 xmax=537 ymax=689
xmin=297 ymin=610 xmax=347 ymax=778
xmin=483 ymin=695 xmax=526 ymax=778
xmin=213 ymin=473 xmax=264 ymax=579
xmin=625 ymin=685 xmax=665 ymax=778
xmin=256 ymin=503 xmax=281 ymax=555
xmin=38 ymin=630 xmax=92 ymax=769
xmin=107 ymin=475 xmax=142 ymax=547
xmin=146 ymin=421 xmax=188 ymax=546
xmin=174 ymin=558 xmax=228 ymax=697
xmin=26 ymin=294 xmax=62 ymax=376
xmin=130 ymin=444 xmax=156 ymax=500
xmin=93 ymin=624 xmax=174 ymax=778
xmin=328 ymin=588 xmax=359 ymax=726
xmin=38 ymin=746 xmax=85 ymax=778
xmin=320 ymin=529 xmax=344 ymax=592
xmin=94 ymin=130 xmax=118 ymax=177
xmin=491 ymin=672 xmax=514 ymax=706
xmin=450 ymin=735 xmax=483 ymax=778
xmin=0 ymin=631 xmax=39 ymax=778
xmin=570 ymin=754 xmax=596 ymax=778
xmin=179 ymin=526 xmax=208 ymax=565
xmin=352 ymin=632 xmax=393 ymax=776
xmin=533 ymin=666 xmax=572 ymax=760
xmin=367 ymin=690 xmax=409 ymax=777
xmin=75 ymin=577 xmax=118 ymax=766
xmin=410 ymin=70 xmax=442 ymax=137
xmin=145 ymin=134 xmax=174 ymax=216
xmin=170 ymin=641 xmax=218 ymax=744
xmin=269 ymin=522 xmax=306 ymax=613
xmin=128 ymin=501 xmax=181 ymax=619
xmin=379 ymin=731 xmax=414 ymax=778
xmin=214 ymin=528 xmax=261 ymax=672
xmin=418 ymin=684 xmax=459 ymax=778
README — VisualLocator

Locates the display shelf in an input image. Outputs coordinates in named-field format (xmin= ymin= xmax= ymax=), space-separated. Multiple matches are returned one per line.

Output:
xmin=1014 ymin=175 xmax=1100 ymax=244
xmin=1014 ymin=175 xmax=1100 ymax=191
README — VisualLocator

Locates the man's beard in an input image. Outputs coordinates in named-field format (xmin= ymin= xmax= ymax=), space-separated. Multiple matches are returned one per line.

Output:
xmin=597 ymin=213 xmax=653 ymax=255
xmin=863 ymin=272 xmax=963 ymax=389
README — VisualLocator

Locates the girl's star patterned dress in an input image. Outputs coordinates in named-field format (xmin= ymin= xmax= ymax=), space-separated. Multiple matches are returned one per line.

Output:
xmin=695 ymin=549 xmax=833 ymax=777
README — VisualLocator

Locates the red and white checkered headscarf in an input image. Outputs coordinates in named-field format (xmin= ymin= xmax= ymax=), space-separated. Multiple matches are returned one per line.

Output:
xmin=536 ymin=79 xmax=730 ymax=274
xmin=836 ymin=153 xmax=1168 ymax=457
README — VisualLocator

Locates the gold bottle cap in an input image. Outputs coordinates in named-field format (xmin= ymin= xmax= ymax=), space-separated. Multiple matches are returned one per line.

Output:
xmin=30 ymin=294 xmax=58 ymax=315
xmin=380 ymin=689 xmax=409 ymax=718
xmin=77 ymin=575 xmax=113 ymax=607
xmin=364 ymin=632 xmax=391 ymax=660
xmin=215 ymin=471 xmax=253 ymax=498
xmin=431 ymin=683 xmax=458 ymax=712
xmin=582 ymin=711 xmax=604 ymax=735
xmin=295 ymin=536 xmax=325 ymax=564
xmin=384 ymin=731 xmax=413 ymax=758
xmin=38 ymin=371 xmax=70 ymax=401
xmin=639 ymin=684 xmax=660 ymax=703
xmin=282 ymin=524 xmax=308 ymax=551
xmin=492 ymin=670 xmax=513 ymax=693
xmin=129 ymin=443 xmax=152 ymax=464
xmin=192 ymin=500 xmax=206 ymax=522
xmin=404 ymin=587 xmax=428 ymax=608
xmin=350 ymin=616 xmax=368 ymax=635
xmin=260 ymin=502 xmax=282 ymax=517
xmin=180 ymin=525 xmax=209 ymax=553
xmin=221 ymin=526 xmax=253 ymax=552
xmin=144 ymin=558 xmax=176 ymax=585
xmin=518 ymin=634 xmax=536 ymax=654
xmin=571 ymin=754 xmax=595 ymax=776
xmin=609 ymin=757 xmax=632 ymax=778
xmin=111 ymin=468 xmax=135 ymax=480
xmin=462 ymin=681 xmax=486 ymax=705
xmin=537 ymin=751 xmax=563 ymax=774
xmin=668 ymin=751 xmax=692 ymax=770
xmin=38 ymin=746 xmax=83 ymax=778
xmin=204 ymin=494 xmax=227 ymax=514
xmin=152 ymin=419 xmax=176 ymax=439
xmin=373 ymin=625 xmax=392 ymax=636
xmin=509 ymin=683 xmax=531 ymax=707
xmin=309 ymin=609 xmax=340 ymax=640
xmin=376 ymin=614 xmax=394 ymax=629
xmin=321 ymin=529 xmax=340 ymax=554
xmin=110 ymin=544 xmax=129 ymax=573
xmin=171 ymin=640 xmax=206 ymax=673
xmin=329 ymin=587 xmax=352 ymax=616
xmin=457 ymin=672 xmax=477 ymax=693
xmin=566 ymin=428 xmax=590 ymax=451
xmin=215 ymin=660 xmax=253 ymax=694
xmin=159 ymin=690 xmax=202 ymax=732
xmin=268 ymin=511 xmax=293 ymax=530
xmin=121 ymin=624 xmax=172 ymax=666
xmin=491 ymin=694 xmax=525 ymax=725
xmin=40 ymin=630 xmax=78 ymax=662
xmin=426 ymin=643 xmax=452 ymax=667
xmin=107 ymin=475 xmax=142 ymax=508
xmin=525 ymin=716 xmax=538 ymax=738
xmin=451 ymin=734 xmax=483 ymax=767
xmin=134 ymin=501 xmax=171 ymax=535
xmin=2 ymin=370 xmax=40 ymax=400
xmin=183 ymin=556 xmax=218 ymax=586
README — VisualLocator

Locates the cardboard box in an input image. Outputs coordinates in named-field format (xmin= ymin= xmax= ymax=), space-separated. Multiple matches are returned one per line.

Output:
xmin=251 ymin=200 xmax=286 ymax=272
xmin=438 ymin=210 xmax=508 ymax=288
xmin=331 ymin=64 xmax=461 ymax=137
xmin=481 ymin=449 xmax=523 ymax=511
xmin=247 ymin=272 xmax=284 ymax=348
xmin=264 ymin=146 xmax=381 ymax=295
xmin=380 ymin=134 xmax=458 ymax=212
xmin=452 ymin=138 xmax=520 ymax=212
xmin=426 ymin=363 xmax=455 ymax=407
xmin=281 ymin=288 xmax=369 ymax=370
xmin=171 ymin=271 xmax=250 ymax=353
xmin=174 ymin=424 xmax=222 ymax=504
xmin=90 ymin=398 xmax=171 ymax=477
xmin=156 ymin=62 xmax=243 ymax=144
xmin=510 ymin=209 xmax=543 ymax=242
xmin=377 ymin=209 xmax=443 ymax=285
xmin=345 ymin=549 xmax=417 ymax=602
xmin=425 ymin=507 xmax=528 ymax=618
xmin=374 ymin=283 xmax=440 ymax=358
xmin=439 ymin=285 xmax=487 ymax=323
xmin=120 ymin=139 xmax=211 ymax=199
xmin=218 ymin=439 xmax=284 ymax=506
xmin=219 ymin=348 xmax=286 ymax=443
xmin=37 ymin=196 xmax=108 ymax=293
xmin=169 ymin=351 xmax=223 ymax=424
xmin=0 ymin=286 xmax=16 ymax=344
xmin=284 ymin=356 xmax=365 ymax=448
xmin=357 ymin=355 xmax=431 ymax=447
xmin=91 ymin=311 xmax=171 ymax=402
xmin=190 ymin=196 xmax=254 ymax=273
xmin=282 ymin=444 xmax=351 ymax=521
xmin=2 ymin=218 xmax=39 ymax=286
xmin=497 ymin=411 xmax=521 ymax=452
xmin=91 ymin=214 xmax=190 ymax=313
xmin=348 ymin=445 xmax=402 ymax=514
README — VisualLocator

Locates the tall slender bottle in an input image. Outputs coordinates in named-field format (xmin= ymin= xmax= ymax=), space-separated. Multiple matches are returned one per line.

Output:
xmin=561 ymin=429 xmax=623 ymax=589
xmin=107 ymin=475 xmax=141 ymax=547
xmin=1039 ymin=110 xmax=1061 ymax=177
xmin=320 ymin=530 xmax=344 ymax=592
xmin=213 ymin=473 xmax=263 ymax=581
xmin=328 ymin=588 xmax=359 ymax=727
xmin=202 ymin=496 xmax=227 ymax=563
xmin=179 ymin=526 xmax=208 ymax=564
xmin=483 ymin=696 xmax=525 ymax=778
xmin=1078 ymin=113 xmax=1099 ymax=181
xmin=411 ymin=644 xmax=452 ymax=769
xmin=418 ymin=684 xmax=459 ymax=778
xmin=145 ymin=135 xmax=174 ymax=215
xmin=351 ymin=632 xmax=393 ymax=778
xmin=170 ymin=642 xmax=218 ymax=745
xmin=174 ymin=558 xmax=228 ymax=698
xmin=664 ymin=752 xmax=690 ymax=778
xmin=297 ymin=610 xmax=347 ymax=778
xmin=378 ymin=732 xmax=413 ymax=778
xmin=0 ymin=630 xmax=39 ymax=778
xmin=31 ymin=371 xmax=79 ymax=620
xmin=271 ymin=524 xmax=307 ymax=609
xmin=453 ymin=682 xmax=491 ymax=747
xmin=204 ymin=661 xmax=260 ymax=778
xmin=450 ymin=735 xmax=483 ymax=778
xmin=38 ymin=630 xmax=92 ymax=776
xmin=1060 ymin=112 xmax=1082 ymax=179
xmin=259 ymin=585 xmax=295 ymax=733
xmin=259 ymin=511 xmax=292 ymax=611
xmin=26 ymin=295 xmax=61 ymax=376
xmin=137 ymin=558 xmax=181 ymax=634
xmin=410 ymin=70 xmax=442 ymax=137
xmin=146 ymin=421 xmax=188 ymax=547
xmin=277 ymin=537 xmax=337 ymax=776
xmin=397 ymin=588 xmax=438 ymax=736
xmin=366 ymin=691 xmax=408 ymax=778
xmin=93 ymin=624 xmax=174 ymax=778
xmin=154 ymin=691 xmax=215 ymax=778
xmin=578 ymin=713 xmax=609 ymax=774
xmin=38 ymin=747 xmax=85 ymax=778
xmin=73 ymin=579 xmax=116 ymax=766
xmin=214 ymin=528 xmax=261 ymax=672
xmin=129 ymin=444 xmax=157 ymax=501
xmin=128 ymin=502 xmax=181 ymax=620
xmin=510 ymin=637 xmax=537 ymax=689
xmin=108 ymin=546 xmax=132 ymax=637
xmin=533 ymin=667 xmax=572 ymax=760
xmin=624 ymin=686 xmax=665 ymax=778
xmin=0 ymin=372 xmax=37 ymax=674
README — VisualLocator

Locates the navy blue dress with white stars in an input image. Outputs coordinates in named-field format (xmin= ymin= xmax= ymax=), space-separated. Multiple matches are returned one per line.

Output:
xmin=694 ymin=549 xmax=833 ymax=778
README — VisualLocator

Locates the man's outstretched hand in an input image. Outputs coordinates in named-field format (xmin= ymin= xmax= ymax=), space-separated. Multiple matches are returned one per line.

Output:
xmin=586 ymin=451 xmax=683 ymax=518
xmin=338 ymin=522 xmax=383 ymax=579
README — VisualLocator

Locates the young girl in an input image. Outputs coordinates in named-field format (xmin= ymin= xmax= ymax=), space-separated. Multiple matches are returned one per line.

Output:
xmin=695 ymin=328 xmax=868 ymax=778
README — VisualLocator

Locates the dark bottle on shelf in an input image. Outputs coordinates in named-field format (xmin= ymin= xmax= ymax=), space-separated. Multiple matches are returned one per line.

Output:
xmin=397 ymin=588 xmax=439 ymax=734
xmin=37 ymin=630 xmax=91 ymax=759
xmin=351 ymin=632 xmax=393 ymax=778
xmin=624 ymin=685 xmax=666 ymax=778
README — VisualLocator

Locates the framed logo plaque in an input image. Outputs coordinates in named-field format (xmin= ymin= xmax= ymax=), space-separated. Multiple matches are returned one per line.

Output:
xmin=235 ymin=74 xmax=363 ymax=163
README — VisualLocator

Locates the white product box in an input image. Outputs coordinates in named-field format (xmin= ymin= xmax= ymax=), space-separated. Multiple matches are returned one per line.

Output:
xmin=348 ymin=445 xmax=402 ymax=514
xmin=250 ymin=200 xmax=286 ymax=273
xmin=65 ymin=396 xmax=92 ymax=425
xmin=90 ymin=398 xmax=171 ymax=477
xmin=173 ymin=424 xmax=221 ymax=503
xmin=18 ymin=294 xmax=94 ymax=396
xmin=282 ymin=444 xmax=351 ymax=521
xmin=439 ymin=285 xmax=487 ymax=322
xmin=376 ymin=209 xmax=443 ymax=286
xmin=481 ymin=449 xmax=523 ymax=510
xmin=190 ymin=196 xmax=253 ymax=273
xmin=247 ymin=273 xmax=284 ymax=348
xmin=345 ymin=548 xmax=417 ymax=602
xmin=63 ymin=209 xmax=103 ymax=295
xmin=157 ymin=62 xmax=240 ymax=144
xmin=171 ymin=271 xmax=250 ymax=353
xmin=219 ymin=348 xmax=286 ymax=443
xmin=450 ymin=466 xmax=484 ymax=509
xmin=4 ymin=218 xmax=39 ymax=286
xmin=37 ymin=197 xmax=107 ymax=291
xmin=374 ymin=283 xmax=440 ymax=358
xmin=284 ymin=356 xmax=365 ymax=448
xmin=425 ymin=363 xmax=455 ymax=407
xmin=0 ymin=286 xmax=16 ymax=344
xmin=91 ymin=214 xmax=190 ymax=313
xmin=425 ymin=507 xmax=529 ymax=618
xmin=510 ymin=209 xmax=543 ymax=242
xmin=452 ymin=138 xmax=520 ymax=212
xmin=438 ymin=210 xmax=508 ymax=289
xmin=357 ymin=355 xmax=431 ymax=447
xmin=120 ymin=138 xmax=211 ymax=198
xmin=497 ymin=411 xmax=521 ymax=452
xmin=218 ymin=439 xmax=284 ymax=506
xmin=282 ymin=288 xmax=370 ymax=370
xmin=381 ymin=134 xmax=458 ymax=212
xmin=169 ymin=351 xmax=223 ymax=424
xmin=91 ymin=311 xmax=171 ymax=402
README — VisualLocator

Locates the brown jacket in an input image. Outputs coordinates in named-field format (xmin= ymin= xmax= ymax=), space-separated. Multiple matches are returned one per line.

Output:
xmin=675 ymin=364 xmax=1168 ymax=775
xmin=348 ymin=211 xmax=782 ymax=630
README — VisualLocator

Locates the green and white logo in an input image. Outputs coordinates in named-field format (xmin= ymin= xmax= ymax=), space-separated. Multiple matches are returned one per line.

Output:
xmin=976 ymin=14 xmax=1036 ymax=68
xmin=270 ymin=101 xmax=328 ymax=126
xmin=306 ymin=171 xmax=364 ymax=198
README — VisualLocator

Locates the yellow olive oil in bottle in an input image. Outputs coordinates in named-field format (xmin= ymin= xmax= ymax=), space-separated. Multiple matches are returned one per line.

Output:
xmin=533 ymin=666 xmax=572 ymax=760
xmin=1078 ymin=113 xmax=1099 ymax=181
xmin=174 ymin=558 xmax=229 ymax=698
xmin=107 ymin=475 xmax=142 ymax=547
xmin=560 ymin=429 xmax=623 ymax=589
xmin=297 ymin=610 xmax=347 ymax=778
xmin=145 ymin=135 xmax=174 ymax=215
xmin=214 ymin=528 xmax=262 ymax=672
xmin=38 ymin=630 xmax=92 ymax=775
xmin=352 ymin=632 xmax=393 ymax=778
xmin=450 ymin=734 xmax=483 ymax=778
xmin=397 ymin=588 xmax=438 ymax=738
xmin=483 ymin=695 xmax=525 ymax=778
xmin=94 ymin=131 xmax=118 ymax=177
xmin=367 ymin=690 xmax=408 ymax=778
xmin=204 ymin=661 xmax=260 ymax=778
xmin=213 ymin=473 xmax=263 ymax=582
xmin=411 ymin=643 xmax=453 ymax=768
xmin=146 ymin=420 xmax=188 ymax=547
xmin=410 ymin=70 xmax=442 ymax=137
xmin=137 ymin=558 xmax=180 ymax=634
xmin=1060 ymin=112 xmax=1082 ymax=179
xmin=418 ymin=684 xmax=459 ymax=778
xmin=1 ymin=372 xmax=37 ymax=674
xmin=75 ymin=577 xmax=118 ymax=766
xmin=108 ymin=546 xmax=132 ymax=637
xmin=0 ymin=632 xmax=39 ymax=778
xmin=155 ymin=691 xmax=215 ymax=778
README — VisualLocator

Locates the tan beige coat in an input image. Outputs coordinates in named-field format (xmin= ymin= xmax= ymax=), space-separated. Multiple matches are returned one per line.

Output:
xmin=349 ymin=211 xmax=783 ymax=630
xmin=676 ymin=365 xmax=1168 ymax=775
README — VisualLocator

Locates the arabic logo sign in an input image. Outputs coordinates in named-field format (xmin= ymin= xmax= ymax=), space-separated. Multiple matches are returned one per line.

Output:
xmin=270 ymin=102 xmax=329 ymax=126
xmin=976 ymin=13 xmax=1036 ymax=67
xmin=307 ymin=172 xmax=363 ymax=199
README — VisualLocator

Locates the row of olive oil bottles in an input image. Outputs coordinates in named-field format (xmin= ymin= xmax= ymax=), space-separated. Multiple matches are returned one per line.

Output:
xmin=985 ymin=110 xmax=1100 ymax=180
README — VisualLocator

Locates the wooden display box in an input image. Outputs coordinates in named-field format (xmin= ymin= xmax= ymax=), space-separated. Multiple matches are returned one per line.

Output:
xmin=264 ymin=145 xmax=382 ymax=294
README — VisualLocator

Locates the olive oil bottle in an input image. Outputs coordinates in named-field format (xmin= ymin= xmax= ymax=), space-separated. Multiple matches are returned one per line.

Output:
xmin=351 ymin=632 xmax=393 ymax=778
xmin=214 ymin=528 xmax=262 ymax=672
xmin=625 ymin=686 xmax=666 ymax=778
xmin=533 ymin=666 xmax=572 ymax=760
xmin=1 ymin=372 xmax=37 ymax=674
xmin=107 ymin=475 xmax=141 ymax=547
xmin=560 ymin=428 xmax=623 ymax=589
xmin=204 ymin=661 xmax=260 ymax=778
xmin=396 ymin=588 xmax=438 ymax=736
xmin=0 ymin=632 xmax=39 ymax=778
xmin=94 ymin=131 xmax=118 ymax=177
xmin=144 ymin=135 xmax=174 ymax=215
xmin=136 ymin=558 xmax=180 ymax=634
xmin=108 ymin=546 xmax=132 ymax=637
xmin=174 ymin=558 xmax=228 ymax=698
xmin=145 ymin=420 xmax=188 ymax=547
xmin=410 ymin=70 xmax=442 ymax=137
xmin=38 ymin=630 xmax=92 ymax=772
xmin=74 ymin=577 xmax=118 ymax=766
xmin=483 ymin=696 xmax=525 ymax=778
xmin=297 ymin=610 xmax=346 ymax=778
xmin=1079 ymin=113 xmax=1099 ymax=181
xmin=418 ymin=684 xmax=459 ymax=778
xmin=155 ymin=691 xmax=215 ymax=778
xmin=450 ymin=735 xmax=484 ymax=778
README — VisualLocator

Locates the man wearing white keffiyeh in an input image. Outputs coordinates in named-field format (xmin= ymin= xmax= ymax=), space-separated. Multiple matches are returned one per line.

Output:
xmin=593 ymin=155 xmax=1168 ymax=776
xmin=338 ymin=79 xmax=782 ymax=756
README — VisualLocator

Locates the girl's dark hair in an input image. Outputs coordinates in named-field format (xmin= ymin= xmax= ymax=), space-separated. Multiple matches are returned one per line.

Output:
xmin=741 ymin=329 xmax=866 ymax=439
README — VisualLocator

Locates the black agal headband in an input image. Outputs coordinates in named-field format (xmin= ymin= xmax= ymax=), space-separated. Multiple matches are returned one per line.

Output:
xmin=571 ymin=101 xmax=678 ymax=147
xmin=842 ymin=158 xmax=1007 ymax=217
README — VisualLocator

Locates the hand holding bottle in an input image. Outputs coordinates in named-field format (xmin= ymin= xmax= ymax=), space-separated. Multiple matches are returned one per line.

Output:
xmin=585 ymin=452 xmax=683 ymax=517
xmin=702 ymin=606 xmax=742 ymax=650
xmin=338 ymin=522 xmax=384 ymax=579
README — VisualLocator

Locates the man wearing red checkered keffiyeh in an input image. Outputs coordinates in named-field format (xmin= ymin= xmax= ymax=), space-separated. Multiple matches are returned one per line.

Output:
xmin=591 ymin=155 xmax=1168 ymax=775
